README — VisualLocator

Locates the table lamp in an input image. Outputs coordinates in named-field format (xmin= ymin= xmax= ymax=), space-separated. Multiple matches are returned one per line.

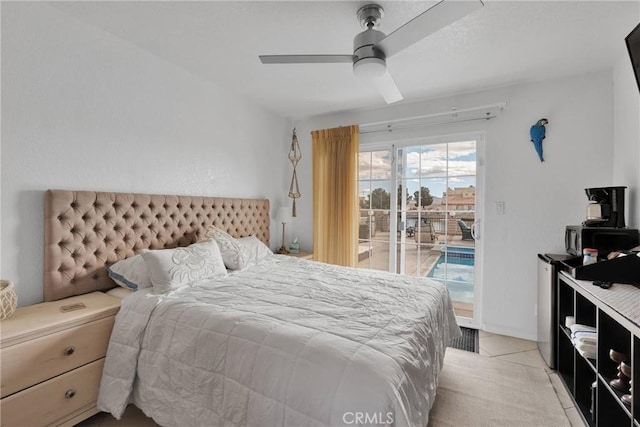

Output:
xmin=276 ymin=206 xmax=292 ymax=254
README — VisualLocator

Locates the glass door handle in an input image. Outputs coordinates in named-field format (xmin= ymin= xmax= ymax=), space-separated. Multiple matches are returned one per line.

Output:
xmin=471 ymin=222 xmax=478 ymax=240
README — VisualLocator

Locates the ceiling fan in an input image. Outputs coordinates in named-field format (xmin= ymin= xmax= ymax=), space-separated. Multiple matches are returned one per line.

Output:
xmin=259 ymin=1 xmax=484 ymax=104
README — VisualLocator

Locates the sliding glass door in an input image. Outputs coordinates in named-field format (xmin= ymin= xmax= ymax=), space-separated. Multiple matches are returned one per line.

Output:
xmin=358 ymin=135 xmax=483 ymax=326
xmin=358 ymin=149 xmax=393 ymax=272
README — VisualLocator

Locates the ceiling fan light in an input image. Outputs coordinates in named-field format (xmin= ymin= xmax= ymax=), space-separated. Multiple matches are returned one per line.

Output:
xmin=353 ymin=57 xmax=386 ymax=79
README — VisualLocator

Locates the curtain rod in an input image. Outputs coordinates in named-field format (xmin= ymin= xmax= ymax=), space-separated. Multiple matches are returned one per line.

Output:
xmin=359 ymin=114 xmax=498 ymax=135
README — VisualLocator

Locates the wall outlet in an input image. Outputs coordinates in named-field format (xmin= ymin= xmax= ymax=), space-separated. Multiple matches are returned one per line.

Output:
xmin=495 ymin=201 xmax=505 ymax=215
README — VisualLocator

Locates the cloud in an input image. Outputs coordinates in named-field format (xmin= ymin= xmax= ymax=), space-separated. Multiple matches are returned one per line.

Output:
xmin=359 ymin=151 xmax=392 ymax=179
xmin=361 ymin=141 xmax=476 ymax=181
xmin=404 ymin=142 xmax=476 ymax=178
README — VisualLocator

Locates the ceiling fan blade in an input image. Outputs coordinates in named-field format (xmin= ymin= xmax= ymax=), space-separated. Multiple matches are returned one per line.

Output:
xmin=373 ymin=70 xmax=403 ymax=104
xmin=375 ymin=0 xmax=484 ymax=58
xmin=259 ymin=54 xmax=354 ymax=64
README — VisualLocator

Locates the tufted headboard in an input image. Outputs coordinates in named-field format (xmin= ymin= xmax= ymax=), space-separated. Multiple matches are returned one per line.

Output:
xmin=44 ymin=189 xmax=270 ymax=301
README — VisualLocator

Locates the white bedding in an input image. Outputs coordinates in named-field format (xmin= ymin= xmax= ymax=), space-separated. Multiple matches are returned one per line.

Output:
xmin=98 ymin=256 xmax=460 ymax=427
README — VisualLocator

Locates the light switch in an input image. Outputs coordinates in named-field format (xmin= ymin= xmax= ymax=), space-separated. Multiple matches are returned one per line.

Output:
xmin=495 ymin=201 xmax=505 ymax=215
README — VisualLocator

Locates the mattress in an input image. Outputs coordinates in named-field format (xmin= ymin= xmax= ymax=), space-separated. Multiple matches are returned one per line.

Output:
xmin=105 ymin=287 xmax=133 ymax=299
xmin=98 ymin=256 xmax=460 ymax=426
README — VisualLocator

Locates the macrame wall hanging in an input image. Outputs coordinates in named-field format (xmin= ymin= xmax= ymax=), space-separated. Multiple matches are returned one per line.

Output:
xmin=288 ymin=128 xmax=302 ymax=217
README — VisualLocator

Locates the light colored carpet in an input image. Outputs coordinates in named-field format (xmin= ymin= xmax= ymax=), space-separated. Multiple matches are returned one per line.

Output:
xmin=428 ymin=348 xmax=571 ymax=427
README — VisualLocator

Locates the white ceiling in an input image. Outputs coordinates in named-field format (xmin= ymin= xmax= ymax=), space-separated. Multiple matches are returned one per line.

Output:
xmin=50 ymin=1 xmax=639 ymax=120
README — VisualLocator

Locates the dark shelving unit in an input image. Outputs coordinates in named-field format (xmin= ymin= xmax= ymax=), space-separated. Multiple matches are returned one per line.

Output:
xmin=557 ymin=272 xmax=639 ymax=427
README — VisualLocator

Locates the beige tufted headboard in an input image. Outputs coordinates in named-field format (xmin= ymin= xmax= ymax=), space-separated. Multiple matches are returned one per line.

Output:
xmin=44 ymin=189 xmax=270 ymax=301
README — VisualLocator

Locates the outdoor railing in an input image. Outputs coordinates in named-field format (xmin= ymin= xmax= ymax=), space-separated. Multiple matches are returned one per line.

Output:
xmin=359 ymin=210 xmax=475 ymax=241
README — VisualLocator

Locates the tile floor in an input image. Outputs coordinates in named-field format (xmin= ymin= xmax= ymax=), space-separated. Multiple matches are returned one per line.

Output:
xmin=478 ymin=330 xmax=586 ymax=427
xmin=78 ymin=331 xmax=586 ymax=427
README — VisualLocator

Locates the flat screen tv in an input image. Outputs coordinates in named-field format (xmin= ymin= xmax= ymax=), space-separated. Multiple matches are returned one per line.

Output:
xmin=626 ymin=22 xmax=640 ymax=92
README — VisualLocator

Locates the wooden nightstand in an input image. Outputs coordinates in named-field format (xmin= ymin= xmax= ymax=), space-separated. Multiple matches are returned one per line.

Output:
xmin=0 ymin=291 xmax=120 ymax=427
xmin=286 ymin=251 xmax=313 ymax=260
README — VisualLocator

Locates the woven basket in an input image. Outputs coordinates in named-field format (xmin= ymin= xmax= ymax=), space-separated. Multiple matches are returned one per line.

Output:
xmin=0 ymin=280 xmax=18 ymax=320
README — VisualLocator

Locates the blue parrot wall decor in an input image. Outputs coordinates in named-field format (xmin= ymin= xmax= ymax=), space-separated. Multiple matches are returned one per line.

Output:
xmin=529 ymin=118 xmax=549 ymax=162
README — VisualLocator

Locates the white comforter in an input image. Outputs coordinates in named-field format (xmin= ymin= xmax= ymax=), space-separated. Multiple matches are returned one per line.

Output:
xmin=98 ymin=256 xmax=460 ymax=427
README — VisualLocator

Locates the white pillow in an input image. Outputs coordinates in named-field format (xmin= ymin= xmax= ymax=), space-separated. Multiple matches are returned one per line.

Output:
xmin=108 ymin=254 xmax=153 ymax=291
xmin=237 ymin=236 xmax=273 ymax=265
xmin=141 ymin=240 xmax=227 ymax=294
xmin=201 ymin=225 xmax=248 ymax=270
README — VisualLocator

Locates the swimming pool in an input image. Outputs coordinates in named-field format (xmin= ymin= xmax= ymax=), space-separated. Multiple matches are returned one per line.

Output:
xmin=427 ymin=247 xmax=474 ymax=303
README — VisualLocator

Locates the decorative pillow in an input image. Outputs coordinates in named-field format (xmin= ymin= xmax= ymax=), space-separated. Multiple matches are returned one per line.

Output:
xmin=201 ymin=225 xmax=248 ymax=270
xmin=237 ymin=236 xmax=273 ymax=265
xmin=141 ymin=240 xmax=227 ymax=294
xmin=108 ymin=254 xmax=153 ymax=291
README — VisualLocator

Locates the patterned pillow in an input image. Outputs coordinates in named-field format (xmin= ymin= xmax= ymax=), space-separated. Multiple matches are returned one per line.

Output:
xmin=202 ymin=225 xmax=249 ymax=270
xmin=141 ymin=240 xmax=227 ymax=294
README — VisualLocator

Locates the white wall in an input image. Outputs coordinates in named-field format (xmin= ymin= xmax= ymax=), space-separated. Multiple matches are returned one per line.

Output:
xmin=1 ymin=3 xmax=291 ymax=306
xmin=1 ymin=4 xmax=630 ymax=340
xmin=295 ymin=71 xmax=614 ymax=340
xmin=613 ymin=52 xmax=640 ymax=228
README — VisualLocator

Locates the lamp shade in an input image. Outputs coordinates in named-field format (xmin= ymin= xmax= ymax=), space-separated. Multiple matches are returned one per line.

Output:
xmin=276 ymin=206 xmax=292 ymax=223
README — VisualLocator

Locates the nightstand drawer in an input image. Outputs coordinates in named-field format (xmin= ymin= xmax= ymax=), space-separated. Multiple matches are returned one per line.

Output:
xmin=1 ymin=316 xmax=114 ymax=398
xmin=0 ymin=358 xmax=104 ymax=427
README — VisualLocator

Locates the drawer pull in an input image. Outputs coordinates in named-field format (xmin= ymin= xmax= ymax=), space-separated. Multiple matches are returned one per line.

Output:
xmin=64 ymin=346 xmax=75 ymax=356
xmin=65 ymin=389 xmax=76 ymax=399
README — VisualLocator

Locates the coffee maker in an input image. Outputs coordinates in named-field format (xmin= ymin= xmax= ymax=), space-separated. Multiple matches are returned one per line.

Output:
xmin=565 ymin=186 xmax=639 ymax=256
xmin=583 ymin=186 xmax=627 ymax=228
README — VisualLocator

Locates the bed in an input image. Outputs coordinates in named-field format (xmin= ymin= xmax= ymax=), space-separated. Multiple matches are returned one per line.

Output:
xmin=44 ymin=189 xmax=459 ymax=427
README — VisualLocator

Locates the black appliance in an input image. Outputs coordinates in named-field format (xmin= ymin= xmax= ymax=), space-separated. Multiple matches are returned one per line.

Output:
xmin=565 ymin=226 xmax=639 ymax=257
xmin=566 ymin=186 xmax=639 ymax=257
xmin=537 ymin=253 xmax=573 ymax=369
xmin=583 ymin=186 xmax=627 ymax=228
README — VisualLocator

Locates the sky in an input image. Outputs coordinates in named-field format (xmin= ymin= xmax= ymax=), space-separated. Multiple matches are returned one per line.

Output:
xmin=359 ymin=140 xmax=477 ymax=208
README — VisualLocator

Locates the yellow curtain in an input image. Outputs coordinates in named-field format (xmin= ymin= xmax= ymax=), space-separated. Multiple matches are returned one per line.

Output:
xmin=312 ymin=125 xmax=359 ymax=267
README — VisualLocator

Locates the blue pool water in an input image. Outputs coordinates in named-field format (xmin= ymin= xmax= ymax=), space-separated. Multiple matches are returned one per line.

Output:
xmin=427 ymin=247 xmax=474 ymax=303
